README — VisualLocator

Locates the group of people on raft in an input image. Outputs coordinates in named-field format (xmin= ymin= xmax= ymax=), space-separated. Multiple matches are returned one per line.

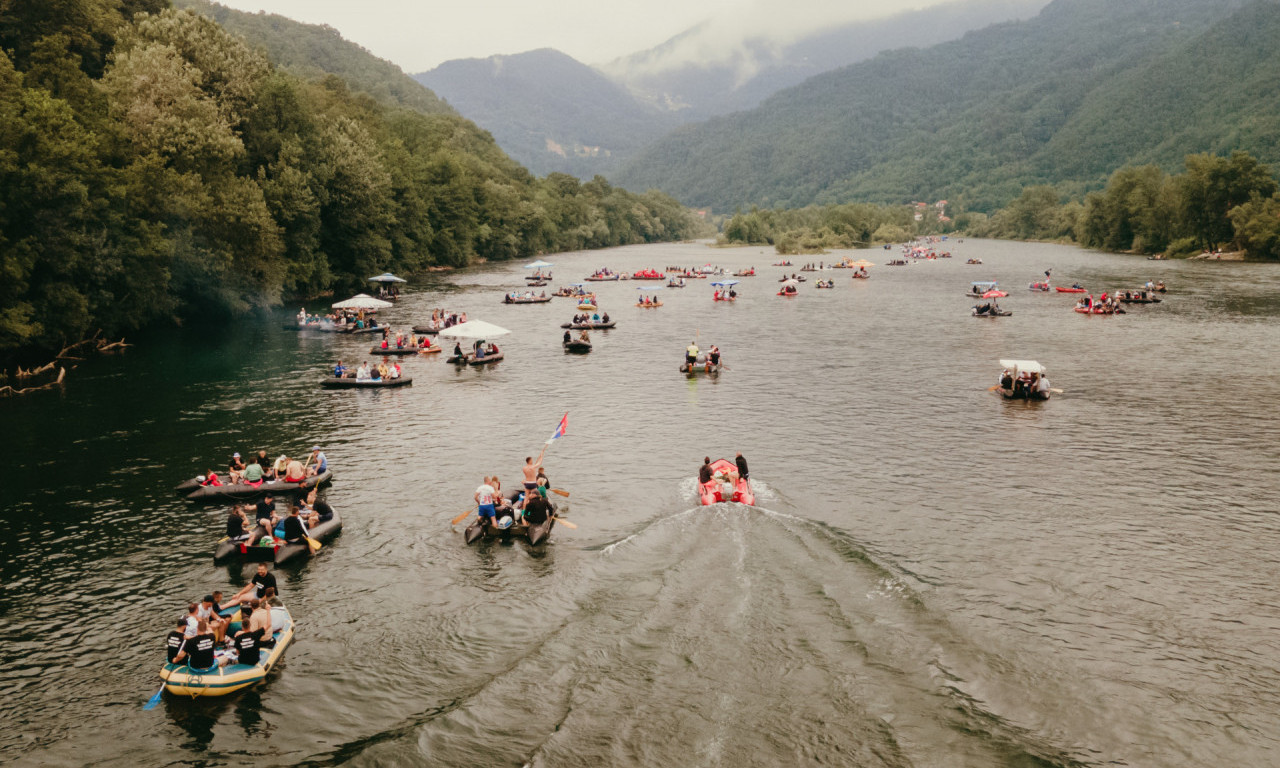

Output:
xmin=199 ymin=447 xmax=327 ymax=487
xmin=713 ymin=287 xmax=738 ymax=300
xmin=684 ymin=341 xmax=722 ymax=370
xmin=165 ymin=565 xmax=285 ymax=670
xmin=296 ymin=308 xmax=380 ymax=330
xmin=999 ymin=368 xmax=1051 ymax=399
xmin=1076 ymin=293 xmax=1123 ymax=313
xmin=334 ymin=359 xmax=404 ymax=381
xmin=421 ymin=309 xmax=468 ymax=331
xmin=571 ymin=311 xmax=610 ymax=324
xmin=472 ymin=455 xmax=554 ymax=531
xmin=376 ymin=326 xmax=436 ymax=351
xmin=638 ymin=294 xmax=660 ymax=305
xmin=224 ymin=487 xmax=333 ymax=549
xmin=452 ymin=339 xmax=500 ymax=360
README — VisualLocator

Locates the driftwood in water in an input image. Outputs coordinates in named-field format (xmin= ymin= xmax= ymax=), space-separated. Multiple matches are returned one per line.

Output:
xmin=2 ymin=332 xmax=129 ymax=397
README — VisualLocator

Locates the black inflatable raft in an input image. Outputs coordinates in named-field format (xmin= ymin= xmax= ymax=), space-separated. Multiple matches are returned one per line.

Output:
xmin=680 ymin=356 xmax=721 ymax=375
xmin=369 ymin=346 xmax=419 ymax=355
xmin=563 ymin=340 xmax=592 ymax=353
xmin=446 ymin=352 xmax=505 ymax=366
xmin=179 ymin=470 xmax=333 ymax=502
xmin=559 ymin=321 xmax=616 ymax=330
xmin=321 ymin=376 xmax=412 ymax=388
xmin=214 ymin=503 xmax=342 ymax=565
xmin=972 ymin=308 xmax=1013 ymax=317
xmin=464 ymin=493 xmax=556 ymax=545
xmin=410 ymin=325 xmax=441 ymax=335
xmin=505 ymin=295 xmax=552 ymax=304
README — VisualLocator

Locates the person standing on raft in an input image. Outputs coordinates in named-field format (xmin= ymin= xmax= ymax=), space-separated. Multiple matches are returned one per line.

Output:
xmin=686 ymin=341 xmax=699 ymax=371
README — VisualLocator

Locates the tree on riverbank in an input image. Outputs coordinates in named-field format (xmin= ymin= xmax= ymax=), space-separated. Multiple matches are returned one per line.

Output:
xmin=970 ymin=151 xmax=1280 ymax=259
xmin=0 ymin=2 xmax=702 ymax=362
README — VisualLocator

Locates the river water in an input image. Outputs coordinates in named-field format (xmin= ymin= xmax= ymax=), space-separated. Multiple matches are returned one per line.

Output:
xmin=2 ymin=239 xmax=1279 ymax=767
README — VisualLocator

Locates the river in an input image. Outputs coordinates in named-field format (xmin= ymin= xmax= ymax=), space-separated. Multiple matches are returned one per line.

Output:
xmin=2 ymin=239 xmax=1279 ymax=767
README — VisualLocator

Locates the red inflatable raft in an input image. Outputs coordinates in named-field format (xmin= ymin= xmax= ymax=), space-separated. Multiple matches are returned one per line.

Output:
xmin=698 ymin=459 xmax=755 ymax=506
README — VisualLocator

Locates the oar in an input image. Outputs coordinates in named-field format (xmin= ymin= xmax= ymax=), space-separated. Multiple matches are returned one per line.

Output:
xmin=550 ymin=488 xmax=570 ymax=497
xmin=451 ymin=507 xmax=476 ymax=525
xmin=306 ymin=535 xmax=322 ymax=553
xmin=144 ymin=681 xmax=165 ymax=710
xmin=1050 ymin=388 xmax=1064 ymax=394
xmin=988 ymin=385 xmax=1001 ymax=391
xmin=551 ymin=516 xmax=577 ymax=529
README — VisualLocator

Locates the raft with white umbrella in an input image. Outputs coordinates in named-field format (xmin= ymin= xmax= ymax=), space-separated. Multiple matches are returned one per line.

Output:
xmin=440 ymin=320 xmax=511 ymax=365
xmin=332 ymin=294 xmax=393 ymax=311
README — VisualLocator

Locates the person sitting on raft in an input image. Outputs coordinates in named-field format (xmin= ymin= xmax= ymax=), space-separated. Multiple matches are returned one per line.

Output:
xmin=523 ymin=493 xmax=551 ymax=528
xmin=563 ymin=330 xmax=572 ymax=344
xmin=172 ymin=619 xmax=220 ymax=669
xmin=227 ymin=505 xmax=252 ymax=543
xmin=355 ymin=362 xmax=371 ymax=381
xmin=280 ymin=506 xmax=310 ymax=548
xmin=200 ymin=470 xmax=222 ymax=487
xmin=228 ymin=452 xmax=246 ymax=483
xmin=242 ymin=457 xmax=265 ymax=487
xmin=1000 ymin=369 xmax=1013 ymax=391
xmin=601 ymin=311 xmax=610 ymax=323
xmin=699 ymin=457 xmax=713 ymax=485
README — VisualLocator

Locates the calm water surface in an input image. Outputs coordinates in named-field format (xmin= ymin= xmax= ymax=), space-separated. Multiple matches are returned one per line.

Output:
xmin=2 ymin=239 xmax=1279 ymax=767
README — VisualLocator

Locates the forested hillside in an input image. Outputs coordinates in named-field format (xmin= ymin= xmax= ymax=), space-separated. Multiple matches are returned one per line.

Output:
xmin=0 ymin=1 xmax=699 ymax=361
xmin=617 ymin=0 xmax=1271 ymax=212
xmin=172 ymin=0 xmax=454 ymax=116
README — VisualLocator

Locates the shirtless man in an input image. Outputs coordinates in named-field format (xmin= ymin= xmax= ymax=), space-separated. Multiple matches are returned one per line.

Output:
xmin=521 ymin=454 xmax=544 ymax=507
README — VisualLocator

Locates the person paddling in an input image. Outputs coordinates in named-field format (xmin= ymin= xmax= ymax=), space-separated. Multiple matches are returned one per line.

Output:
xmin=686 ymin=340 xmax=699 ymax=372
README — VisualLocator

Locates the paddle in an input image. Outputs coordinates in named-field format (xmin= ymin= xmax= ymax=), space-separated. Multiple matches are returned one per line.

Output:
xmin=1050 ymin=388 xmax=1065 ymax=394
xmin=143 ymin=682 xmax=165 ymax=710
xmin=550 ymin=516 xmax=577 ymax=529
xmin=451 ymin=507 xmax=476 ymax=525
xmin=550 ymin=488 xmax=570 ymax=497
xmin=987 ymin=385 xmax=1001 ymax=391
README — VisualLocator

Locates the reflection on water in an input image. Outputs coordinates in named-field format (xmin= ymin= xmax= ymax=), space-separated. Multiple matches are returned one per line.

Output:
xmin=3 ymin=240 xmax=1280 ymax=766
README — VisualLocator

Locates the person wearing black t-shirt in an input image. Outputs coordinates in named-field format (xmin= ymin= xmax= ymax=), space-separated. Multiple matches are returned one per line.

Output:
xmin=166 ymin=619 xmax=187 ymax=663
xmin=735 ymin=452 xmax=749 ymax=481
xmin=233 ymin=627 xmax=264 ymax=666
xmin=174 ymin=621 xmax=217 ymax=669
xmin=227 ymin=506 xmax=250 ymax=541
xmin=281 ymin=506 xmax=308 ymax=544
xmin=523 ymin=495 xmax=550 ymax=526
xmin=229 ymin=562 xmax=277 ymax=605
xmin=698 ymin=457 xmax=713 ymax=484
xmin=255 ymin=495 xmax=277 ymax=527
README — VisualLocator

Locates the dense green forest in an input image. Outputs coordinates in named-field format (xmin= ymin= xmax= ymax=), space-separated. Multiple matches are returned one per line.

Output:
xmin=718 ymin=203 xmax=929 ymax=254
xmin=617 ymin=0 xmax=1280 ymax=213
xmin=0 ymin=1 xmax=701 ymax=361
xmin=970 ymin=151 xmax=1280 ymax=258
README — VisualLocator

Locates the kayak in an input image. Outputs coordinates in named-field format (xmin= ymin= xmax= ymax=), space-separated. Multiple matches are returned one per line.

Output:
xmin=320 ymin=376 xmax=412 ymax=388
xmin=180 ymin=470 xmax=333 ymax=502
xmin=1055 ymin=286 xmax=1087 ymax=293
xmin=464 ymin=491 xmax=556 ymax=545
xmin=369 ymin=346 xmax=418 ymax=355
xmin=214 ymin=502 xmax=343 ymax=565
xmin=159 ymin=604 xmax=294 ymax=699
xmin=561 ymin=321 xmax=616 ymax=329
xmin=698 ymin=458 xmax=754 ymax=506
xmin=563 ymin=340 xmax=592 ymax=353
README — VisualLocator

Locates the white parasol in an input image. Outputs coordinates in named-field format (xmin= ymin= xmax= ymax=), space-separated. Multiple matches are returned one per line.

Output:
xmin=524 ymin=260 xmax=555 ymax=269
xmin=332 ymin=294 xmax=393 ymax=309
xmin=781 ymin=279 xmax=799 ymax=287
xmin=367 ymin=273 xmax=407 ymax=283
xmin=437 ymin=320 xmax=512 ymax=339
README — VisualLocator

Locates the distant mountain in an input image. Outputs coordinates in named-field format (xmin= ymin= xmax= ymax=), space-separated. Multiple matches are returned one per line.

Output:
xmin=616 ymin=0 xmax=1270 ymax=212
xmin=602 ymin=0 xmax=1050 ymax=120
xmin=174 ymin=0 xmax=453 ymax=115
xmin=414 ymin=0 xmax=1045 ymax=178
xmin=415 ymin=49 xmax=674 ymax=177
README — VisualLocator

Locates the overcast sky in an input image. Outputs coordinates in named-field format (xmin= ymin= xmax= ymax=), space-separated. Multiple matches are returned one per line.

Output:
xmin=212 ymin=0 xmax=947 ymax=73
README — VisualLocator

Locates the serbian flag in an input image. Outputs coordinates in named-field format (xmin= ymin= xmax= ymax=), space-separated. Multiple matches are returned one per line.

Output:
xmin=546 ymin=412 xmax=568 ymax=444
